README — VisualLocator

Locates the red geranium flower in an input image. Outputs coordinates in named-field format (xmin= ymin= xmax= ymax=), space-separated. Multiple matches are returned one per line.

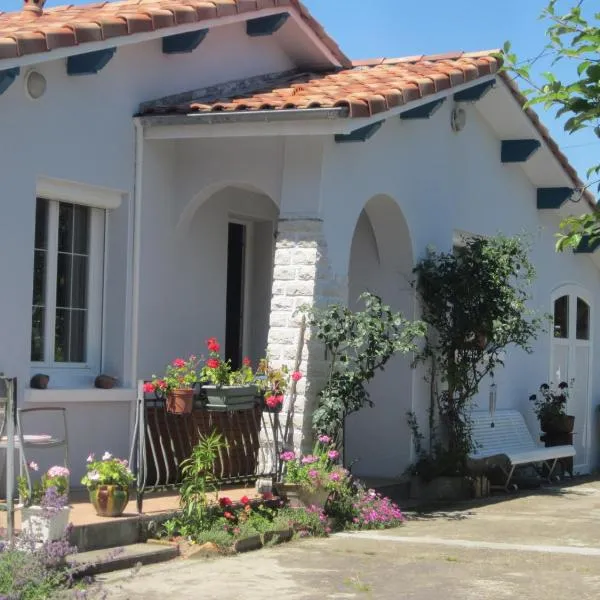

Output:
xmin=224 ymin=512 xmax=233 ymax=520
xmin=240 ymin=495 xmax=250 ymax=505
xmin=206 ymin=358 xmax=220 ymax=369
xmin=265 ymin=395 xmax=284 ymax=409
xmin=143 ymin=382 xmax=154 ymax=394
xmin=219 ymin=497 xmax=232 ymax=507
xmin=291 ymin=371 xmax=303 ymax=382
xmin=157 ymin=379 xmax=167 ymax=390
xmin=171 ymin=358 xmax=186 ymax=368
xmin=206 ymin=337 xmax=220 ymax=353
xmin=243 ymin=357 xmax=251 ymax=367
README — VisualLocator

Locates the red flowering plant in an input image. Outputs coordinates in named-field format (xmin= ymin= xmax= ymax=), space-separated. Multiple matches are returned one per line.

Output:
xmin=216 ymin=494 xmax=281 ymax=537
xmin=200 ymin=338 xmax=255 ymax=386
xmin=144 ymin=355 xmax=201 ymax=395
xmin=255 ymin=358 xmax=303 ymax=411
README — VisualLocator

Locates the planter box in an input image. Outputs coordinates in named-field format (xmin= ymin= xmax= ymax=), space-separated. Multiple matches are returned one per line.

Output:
xmin=262 ymin=528 xmax=293 ymax=545
xmin=275 ymin=483 xmax=330 ymax=509
xmin=233 ymin=534 xmax=263 ymax=553
xmin=22 ymin=506 xmax=71 ymax=542
xmin=410 ymin=476 xmax=471 ymax=503
xmin=202 ymin=385 xmax=259 ymax=410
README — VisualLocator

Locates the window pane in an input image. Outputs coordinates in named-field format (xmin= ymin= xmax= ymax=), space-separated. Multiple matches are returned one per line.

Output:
xmin=58 ymin=203 xmax=73 ymax=253
xmin=73 ymin=205 xmax=89 ymax=254
xmin=554 ymin=296 xmax=569 ymax=338
xmin=56 ymin=253 xmax=72 ymax=309
xmin=72 ymin=255 xmax=88 ymax=309
xmin=55 ymin=309 xmax=87 ymax=363
xmin=69 ymin=310 xmax=86 ymax=362
xmin=54 ymin=309 xmax=68 ymax=362
xmin=35 ymin=198 xmax=48 ymax=250
xmin=31 ymin=307 xmax=44 ymax=362
xmin=576 ymin=297 xmax=590 ymax=340
xmin=32 ymin=250 xmax=46 ymax=306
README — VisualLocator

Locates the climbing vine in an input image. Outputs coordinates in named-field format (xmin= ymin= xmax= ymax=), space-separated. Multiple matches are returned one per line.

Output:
xmin=411 ymin=234 xmax=545 ymax=476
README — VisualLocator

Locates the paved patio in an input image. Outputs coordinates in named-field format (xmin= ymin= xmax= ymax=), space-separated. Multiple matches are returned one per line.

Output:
xmin=101 ymin=478 xmax=600 ymax=599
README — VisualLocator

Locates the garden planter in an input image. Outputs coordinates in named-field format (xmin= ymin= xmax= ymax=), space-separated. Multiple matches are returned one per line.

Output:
xmin=275 ymin=483 xmax=330 ymax=509
xmin=202 ymin=385 xmax=258 ymax=410
xmin=166 ymin=389 xmax=194 ymax=415
xmin=89 ymin=485 xmax=129 ymax=517
xmin=262 ymin=528 xmax=293 ymax=545
xmin=409 ymin=476 xmax=471 ymax=502
xmin=233 ymin=534 xmax=263 ymax=553
xmin=541 ymin=414 xmax=575 ymax=434
xmin=21 ymin=506 xmax=70 ymax=542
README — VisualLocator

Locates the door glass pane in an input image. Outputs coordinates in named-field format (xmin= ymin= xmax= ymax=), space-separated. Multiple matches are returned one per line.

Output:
xmin=58 ymin=203 xmax=73 ymax=253
xmin=554 ymin=295 xmax=569 ymax=338
xmin=31 ymin=198 xmax=48 ymax=362
xmin=576 ymin=297 xmax=590 ymax=340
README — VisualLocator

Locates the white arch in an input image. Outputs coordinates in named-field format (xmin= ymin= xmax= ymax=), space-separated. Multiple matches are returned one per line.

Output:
xmin=177 ymin=180 xmax=278 ymax=233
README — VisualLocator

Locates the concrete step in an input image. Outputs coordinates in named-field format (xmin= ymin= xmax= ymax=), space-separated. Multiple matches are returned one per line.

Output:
xmin=67 ymin=542 xmax=179 ymax=576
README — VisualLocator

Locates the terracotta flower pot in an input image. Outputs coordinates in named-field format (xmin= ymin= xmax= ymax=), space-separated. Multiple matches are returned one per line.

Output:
xmin=166 ymin=389 xmax=194 ymax=414
xmin=89 ymin=485 xmax=129 ymax=517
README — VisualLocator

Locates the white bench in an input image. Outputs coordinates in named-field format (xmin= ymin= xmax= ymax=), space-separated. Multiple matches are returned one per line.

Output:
xmin=468 ymin=410 xmax=575 ymax=491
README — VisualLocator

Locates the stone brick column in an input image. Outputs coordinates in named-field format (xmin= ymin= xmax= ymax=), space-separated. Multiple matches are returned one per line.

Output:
xmin=261 ymin=218 xmax=347 ymax=470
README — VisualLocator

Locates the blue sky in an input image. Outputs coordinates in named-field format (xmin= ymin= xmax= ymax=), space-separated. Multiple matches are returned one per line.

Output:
xmin=2 ymin=0 xmax=597 ymax=190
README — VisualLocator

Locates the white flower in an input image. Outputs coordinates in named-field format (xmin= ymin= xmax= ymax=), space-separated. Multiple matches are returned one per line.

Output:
xmin=28 ymin=461 xmax=39 ymax=472
xmin=102 ymin=451 xmax=112 ymax=461
xmin=88 ymin=471 xmax=100 ymax=481
xmin=86 ymin=453 xmax=95 ymax=463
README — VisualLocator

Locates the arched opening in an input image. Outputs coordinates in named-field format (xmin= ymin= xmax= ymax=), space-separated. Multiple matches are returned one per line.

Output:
xmin=345 ymin=194 xmax=415 ymax=479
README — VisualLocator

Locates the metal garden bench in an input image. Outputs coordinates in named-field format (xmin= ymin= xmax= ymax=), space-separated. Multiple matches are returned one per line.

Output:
xmin=468 ymin=409 xmax=575 ymax=491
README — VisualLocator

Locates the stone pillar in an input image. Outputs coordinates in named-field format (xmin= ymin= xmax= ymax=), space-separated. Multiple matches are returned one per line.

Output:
xmin=264 ymin=217 xmax=347 ymax=461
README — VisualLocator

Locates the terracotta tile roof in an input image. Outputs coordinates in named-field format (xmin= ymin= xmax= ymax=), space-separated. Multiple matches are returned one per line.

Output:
xmin=0 ymin=0 xmax=349 ymax=66
xmin=143 ymin=51 xmax=499 ymax=118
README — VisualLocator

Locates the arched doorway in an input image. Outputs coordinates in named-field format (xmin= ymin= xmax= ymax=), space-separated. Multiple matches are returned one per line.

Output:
xmin=551 ymin=285 xmax=593 ymax=472
xmin=345 ymin=194 xmax=415 ymax=479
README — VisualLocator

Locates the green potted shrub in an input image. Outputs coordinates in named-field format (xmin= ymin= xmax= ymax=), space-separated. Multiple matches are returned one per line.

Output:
xmin=81 ymin=451 xmax=135 ymax=517
xmin=145 ymin=355 xmax=200 ymax=414
xmin=530 ymin=382 xmax=574 ymax=434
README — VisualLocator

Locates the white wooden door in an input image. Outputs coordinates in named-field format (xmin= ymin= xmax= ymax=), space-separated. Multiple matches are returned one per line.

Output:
xmin=551 ymin=288 xmax=592 ymax=472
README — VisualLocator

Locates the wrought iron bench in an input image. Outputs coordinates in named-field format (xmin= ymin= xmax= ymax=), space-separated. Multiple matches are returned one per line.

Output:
xmin=468 ymin=410 xmax=575 ymax=491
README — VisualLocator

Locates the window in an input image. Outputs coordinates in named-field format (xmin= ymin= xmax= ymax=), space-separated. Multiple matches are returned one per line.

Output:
xmin=576 ymin=297 xmax=590 ymax=341
xmin=31 ymin=197 xmax=104 ymax=370
xmin=553 ymin=295 xmax=569 ymax=338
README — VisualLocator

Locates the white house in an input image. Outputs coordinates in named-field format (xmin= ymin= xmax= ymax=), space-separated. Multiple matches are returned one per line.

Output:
xmin=0 ymin=0 xmax=597 ymax=485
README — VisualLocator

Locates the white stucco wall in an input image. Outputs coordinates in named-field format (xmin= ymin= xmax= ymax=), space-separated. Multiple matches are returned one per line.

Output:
xmin=0 ymin=23 xmax=295 ymax=483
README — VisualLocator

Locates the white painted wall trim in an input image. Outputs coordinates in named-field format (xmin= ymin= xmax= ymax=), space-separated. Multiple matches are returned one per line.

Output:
xmin=37 ymin=176 xmax=125 ymax=210
xmin=25 ymin=388 xmax=136 ymax=404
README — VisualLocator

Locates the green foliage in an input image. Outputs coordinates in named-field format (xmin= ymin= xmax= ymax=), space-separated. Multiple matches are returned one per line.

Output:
xmin=530 ymin=382 xmax=569 ymax=421
xmin=273 ymin=507 xmax=328 ymax=537
xmin=179 ymin=431 xmax=226 ymax=525
xmin=304 ymin=293 xmax=426 ymax=440
xmin=412 ymin=235 xmax=544 ymax=472
xmin=0 ymin=550 xmax=57 ymax=600
xmin=81 ymin=453 xmax=134 ymax=490
xmin=501 ymin=2 xmax=600 ymax=250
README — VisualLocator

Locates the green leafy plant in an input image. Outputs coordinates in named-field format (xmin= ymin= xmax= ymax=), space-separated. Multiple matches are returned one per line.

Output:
xmin=273 ymin=506 xmax=329 ymax=537
xmin=501 ymin=2 xmax=600 ymax=251
xmin=18 ymin=463 xmax=69 ymax=506
xmin=304 ymin=293 xmax=426 ymax=441
xmin=80 ymin=452 xmax=134 ymax=490
xmin=411 ymin=235 xmax=544 ymax=475
xmin=179 ymin=431 xmax=226 ymax=525
xmin=200 ymin=338 xmax=255 ymax=386
xmin=530 ymin=381 xmax=569 ymax=422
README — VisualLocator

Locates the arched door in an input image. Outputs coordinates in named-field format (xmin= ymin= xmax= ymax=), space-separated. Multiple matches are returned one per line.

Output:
xmin=551 ymin=286 xmax=592 ymax=472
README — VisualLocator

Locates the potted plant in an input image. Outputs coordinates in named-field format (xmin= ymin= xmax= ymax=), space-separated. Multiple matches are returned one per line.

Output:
xmin=81 ymin=451 xmax=135 ymax=517
xmin=200 ymin=338 xmax=259 ymax=409
xmin=146 ymin=355 xmax=200 ymax=414
xmin=530 ymin=382 xmax=574 ymax=434
xmin=18 ymin=462 xmax=70 ymax=542
xmin=255 ymin=359 xmax=302 ymax=413
xmin=276 ymin=435 xmax=349 ymax=509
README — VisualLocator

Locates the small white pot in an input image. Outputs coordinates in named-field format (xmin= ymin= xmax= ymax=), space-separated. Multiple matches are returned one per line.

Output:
xmin=21 ymin=506 xmax=71 ymax=542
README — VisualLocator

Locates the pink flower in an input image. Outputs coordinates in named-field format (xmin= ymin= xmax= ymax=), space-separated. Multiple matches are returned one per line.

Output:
xmin=143 ymin=382 xmax=154 ymax=394
xmin=308 ymin=469 xmax=318 ymax=478
xmin=301 ymin=455 xmax=318 ymax=465
xmin=219 ymin=497 xmax=233 ymax=507
xmin=157 ymin=379 xmax=168 ymax=390
xmin=329 ymin=472 xmax=341 ymax=482
xmin=265 ymin=395 xmax=283 ymax=409
xmin=243 ymin=357 xmax=252 ymax=367
xmin=171 ymin=358 xmax=186 ymax=368
xmin=86 ymin=453 xmax=95 ymax=463
xmin=28 ymin=461 xmax=39 ymax=472
xmin=291 ymin=371 xmax=303 ymax=382
xmin=224 ymin=512 xmax=233 ymax=520
xmin=206 ymin=358 xmax=220 ymax=369
xmin=206 ymin=337 xmax=220 ymax=353
xmin=47 ymin=465 xmax=70 ymax=478
xmin=328 ymin=450 xmax=340 ymax=461
xmin=280 ymin=451 xmax=295 ymax=462
xmin=318 ymin=435 xmax=331 ymax=444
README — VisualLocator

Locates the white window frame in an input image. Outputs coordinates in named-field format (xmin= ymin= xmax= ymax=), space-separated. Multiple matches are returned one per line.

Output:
xmin=30 ymin=178 xmax=123 ymax=387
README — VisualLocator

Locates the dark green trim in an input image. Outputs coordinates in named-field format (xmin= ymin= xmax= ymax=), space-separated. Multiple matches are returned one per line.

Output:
xmin=454 ymin=80 xmax=495 ymax=102
xmin=246 ymin=13 xmax=289 ymax=37
xmin=335 ymin=121 xmax=383 ymax=143
xmin=400 ymin=98 xmax=445 ymax=120
xmin=162 ymin=30 xmax=208 ymax=54
xmin=0 ymin=67 xmax=19 ymax=95
xmin=537 ymin=187 xmax=573 ymax=210
xmin=501 ymin=139 xmax=541 ymax=163
xmin=67 ymin=48 xmax=116 ymax=75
